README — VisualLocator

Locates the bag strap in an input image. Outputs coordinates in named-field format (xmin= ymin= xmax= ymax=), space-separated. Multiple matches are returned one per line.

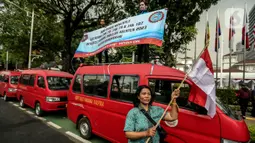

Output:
xmin=140 ymin=109 xmax=157 ymax=126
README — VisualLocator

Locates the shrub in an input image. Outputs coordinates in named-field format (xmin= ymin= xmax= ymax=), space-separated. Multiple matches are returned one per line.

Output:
xmin=249 ymin=125 xmax=255 ymax=143
xmin=216 ymin=88 xmax=238 ymax=105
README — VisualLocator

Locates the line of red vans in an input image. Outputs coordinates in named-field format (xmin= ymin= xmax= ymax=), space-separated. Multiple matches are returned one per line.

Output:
xmin=0 ymin=70 xmax=21 ymax=101
xmin=67 ymin=63 xmax=250 ymax=143
xmin=14 ymin=69 xmax=73 ymax=116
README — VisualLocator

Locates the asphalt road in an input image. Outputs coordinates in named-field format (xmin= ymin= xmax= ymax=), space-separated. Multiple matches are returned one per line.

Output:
xmin=0 ymin=98 xmax=75 ymax=143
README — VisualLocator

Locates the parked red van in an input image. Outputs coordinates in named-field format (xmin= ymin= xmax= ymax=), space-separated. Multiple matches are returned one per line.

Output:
xmin=67 ymin=63 xmax=250 ymax=143
xmin=0 ymin=70 xmax=21 ymax=101
xmin=16 ymin=69 xmax=73 ymax=116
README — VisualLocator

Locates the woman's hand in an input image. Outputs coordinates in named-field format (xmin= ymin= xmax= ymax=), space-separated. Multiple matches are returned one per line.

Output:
xmin=171 ymin=89 xmax=180 ymax=101
xmin=146 ymin=126 xmax=156 ymax=137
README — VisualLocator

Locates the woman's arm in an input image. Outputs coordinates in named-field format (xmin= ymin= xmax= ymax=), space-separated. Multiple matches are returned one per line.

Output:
xmin=163 ymin=89 xmax=180 ymax=121
xmin=125 ymin=126 xmax=156 ymax=140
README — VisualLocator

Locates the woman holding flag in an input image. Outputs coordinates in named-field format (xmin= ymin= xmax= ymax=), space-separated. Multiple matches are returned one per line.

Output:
xmin=123 ymin=85 xmax=180 ymax=143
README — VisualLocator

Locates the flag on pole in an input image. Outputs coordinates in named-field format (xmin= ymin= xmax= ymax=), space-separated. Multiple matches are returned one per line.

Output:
xmin=242 ymin=5 xmax=249 ymax=50
xmin=188 ymin=48 xmax=216 ymax=118
xmin=205 ymin=21 xmax=210 ymax=48
xmin=229 ymin=15 xmax=235 ymax=49
xmin=215 ymin=12 xmax=221 ymax=52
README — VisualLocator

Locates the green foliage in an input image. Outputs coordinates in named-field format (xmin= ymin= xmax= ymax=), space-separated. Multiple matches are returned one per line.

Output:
xmin=216 ymin=88 xmax=238 ymax=105
xmin=249 ymin=125 xmax=255 ymax=143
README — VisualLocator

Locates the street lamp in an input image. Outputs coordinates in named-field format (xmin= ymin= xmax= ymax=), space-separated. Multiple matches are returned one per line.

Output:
xmin=28 ymin=8 xmax=34 ymax=69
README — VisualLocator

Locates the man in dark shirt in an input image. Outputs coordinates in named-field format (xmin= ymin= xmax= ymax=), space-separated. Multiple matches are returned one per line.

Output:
xmin=237 ymin=83 xmax=251 ymax=119
xmin=137 ymin=0 xmax=149 ymax=63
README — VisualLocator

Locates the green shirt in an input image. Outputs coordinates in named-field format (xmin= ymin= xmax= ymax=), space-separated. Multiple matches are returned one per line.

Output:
xmin=124 ymin=105 xmax=164 ymax=143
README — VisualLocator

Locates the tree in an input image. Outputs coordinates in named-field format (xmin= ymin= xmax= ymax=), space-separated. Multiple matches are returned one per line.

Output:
xmin=30 ymin=0 xmax=127 ymax=72
xmin=0 ymin=0 xmax=64 ymax=68
xmin=122 ymin=0 xmax=219 ymax=67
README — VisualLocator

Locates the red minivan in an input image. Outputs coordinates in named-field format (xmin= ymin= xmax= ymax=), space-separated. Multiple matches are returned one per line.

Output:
xmin=0 ymin=70 xmax=21 ymax=101
xmin=67 ymin=63 xmax=250 ymax=143
xmin=16 ymin=69 xmax=73 ymax=116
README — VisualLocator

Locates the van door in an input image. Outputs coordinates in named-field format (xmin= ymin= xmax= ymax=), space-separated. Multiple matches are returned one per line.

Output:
xmin=26 ymin=74 xmax=36 ymax=107
xmin=147 ymin=77 xmax=221 ymax=143
xmin=105 ymin=75 xmax=139 ymax=143
xmin=35 ymin=75 xmax=47 ymax=108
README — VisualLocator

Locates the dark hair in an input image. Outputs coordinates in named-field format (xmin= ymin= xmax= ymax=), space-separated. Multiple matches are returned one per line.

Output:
xmin=133 ymin=85 xmax=155 ymax=107
xmin=140 ymin=0 xmax=148 ymax=5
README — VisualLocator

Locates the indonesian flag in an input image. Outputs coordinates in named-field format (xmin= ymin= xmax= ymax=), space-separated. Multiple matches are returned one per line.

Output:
xmin=188 ymin=48 xmax=216 ymax=118
xmin=242 ymin=5 xmax=249 ymax=50
xmin=229 ymin=15 xmax=235 ymax=49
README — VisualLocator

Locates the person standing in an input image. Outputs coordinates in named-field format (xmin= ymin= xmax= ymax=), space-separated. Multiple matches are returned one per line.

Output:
xmin=237 ymin=83 xmax=251 ymax=119
xmin=137 ymin=0 xmax=149 ymax=63
xmin=251 ymin=87 xmax=255 ymax=117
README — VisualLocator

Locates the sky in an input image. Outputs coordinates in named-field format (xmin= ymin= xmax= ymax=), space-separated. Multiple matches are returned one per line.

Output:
xmin=179 ymin=0 xmax=255 ymax=66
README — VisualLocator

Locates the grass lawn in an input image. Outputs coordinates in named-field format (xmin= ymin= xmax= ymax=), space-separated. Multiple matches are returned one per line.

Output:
xmin=249 ymin=125 xmax=255 ymax=143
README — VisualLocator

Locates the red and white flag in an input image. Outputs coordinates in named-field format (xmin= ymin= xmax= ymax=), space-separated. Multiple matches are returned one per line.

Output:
xmin=242 ymin=3 xmax=249 ymax=50
xmin=188 ymin=48 xmax=216 ymax=118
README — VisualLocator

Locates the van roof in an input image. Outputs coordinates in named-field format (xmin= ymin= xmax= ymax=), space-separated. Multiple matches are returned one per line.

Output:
xmin=21 ymin=69 xmax=73 ymax=78
xmin=76 ymin=63 xmax=186 ymax=78
xmin=0 ymin=70 xmax=21 ymax=76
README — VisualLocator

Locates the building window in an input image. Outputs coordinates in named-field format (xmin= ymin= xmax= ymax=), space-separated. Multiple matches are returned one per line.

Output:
xmin=83 ymin=75 xmax=109 ymax=98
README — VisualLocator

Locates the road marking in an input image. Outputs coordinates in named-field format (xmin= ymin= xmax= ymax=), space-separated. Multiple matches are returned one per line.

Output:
xmin=18 ymin=107 xmax=26 ymax=111
xmin=65 ymin=131 xmax=91 ymax=143
xmin=9 ymin=101 xmax=14 ymax=104
xmin=47 ymin=121 xmax=61 ymax=129
xmin=34 ymin=116 xmax=46 ymax=121
xmin=246 ymin=117 xmax=255 ymax=121
xmin=0 ymin=97 xmax=3 ymax=99
xmin=13 ymin=104 xmax=19 ymax=107
xmin=26 ymin=111 xmax=34 ymax=115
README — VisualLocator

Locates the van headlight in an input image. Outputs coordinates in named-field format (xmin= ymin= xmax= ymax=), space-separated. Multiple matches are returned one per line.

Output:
xmin=221 ymin=138 xmax=250 ymax=143
xmin=46 ymin=97 xmax=60 ymax=102
xmin=8 ymin=88 xmax=17 ymax=92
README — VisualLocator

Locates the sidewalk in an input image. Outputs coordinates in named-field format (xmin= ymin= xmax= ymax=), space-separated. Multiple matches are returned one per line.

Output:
xmin=246 ymin=116 xmax=255 ymax=125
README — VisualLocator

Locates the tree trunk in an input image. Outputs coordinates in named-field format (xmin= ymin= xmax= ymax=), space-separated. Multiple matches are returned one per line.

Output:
xmin=62 ymin=19 xmax=73 ymax=73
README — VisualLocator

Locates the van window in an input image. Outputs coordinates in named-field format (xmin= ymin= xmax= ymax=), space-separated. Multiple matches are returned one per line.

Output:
xmin=0 ymin=74 xmax=4 ymax=82
xmin=29 ymin=75 xmax=35 ymax=86
xmin=110 ymin=75 xmax=139 ymax=102
xmin=83 ymin=75 xmax=109 ymax=98
xmin=4 ymin=75 xmax=9 ymax=83
xmin=73 ymin=75 xmax=82 ymax=93
xmin=20 ymin=74 xmax=32 ymax=86
xmin=10 ymin=76 xmax=19 ymax=84
xmin=37 ymin=76 xmax=45 ymax=88
xmin=149 ymin=79 xmax=194 ymax=110
xmin=47 ymin=76 xmax=72 ymax=90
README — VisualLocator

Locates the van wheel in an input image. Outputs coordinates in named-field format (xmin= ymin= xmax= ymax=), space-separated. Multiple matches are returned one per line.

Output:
xmin=3 ymin=93 xmax=8 ymax=101
xmin=78 ymin=117 xmax=92 ymax=139
xmin=19 ymin=97 xmax=25 ymax=108
xmin=35 ymin=102 xmax=43 ymax=116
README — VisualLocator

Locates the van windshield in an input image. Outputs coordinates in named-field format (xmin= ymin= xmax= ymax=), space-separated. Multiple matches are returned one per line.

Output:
xmin=10 ymin=76 xmax=19 ymax=84
xmin=216 ymin=98 xmax=241 ymax=120
xmin=47 ymin=76 xmax=72 ymax=90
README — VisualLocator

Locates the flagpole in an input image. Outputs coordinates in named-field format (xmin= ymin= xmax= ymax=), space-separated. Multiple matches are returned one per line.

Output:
xmin=216 ymin=9 xmax=219 ymax=88
xmin=228 ymin=7 xmax=233 ymax=88
xmin=220 ymin=30 xmax=224 ymax=88
xmin=194 ymin=23 xmax=197 ymax=62
xmin=243 ymin=3 xmax=247 ymax=81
